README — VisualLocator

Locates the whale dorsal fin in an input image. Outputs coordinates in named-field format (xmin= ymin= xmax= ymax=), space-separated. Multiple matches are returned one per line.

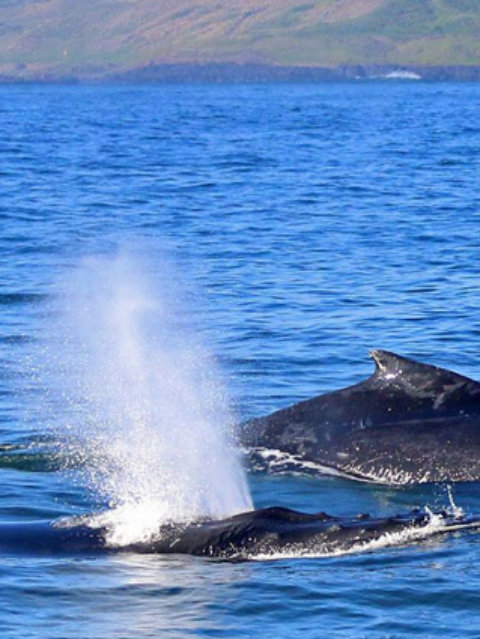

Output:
xmin=369 ymin=349 xmax=478 ymax=390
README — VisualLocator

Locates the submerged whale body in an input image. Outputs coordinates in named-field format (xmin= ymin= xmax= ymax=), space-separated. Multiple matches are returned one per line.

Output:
xmin=242 ymin=350 xmax=480 ymax=484
xmin=1 ymin=506 xmax=478 ymax=559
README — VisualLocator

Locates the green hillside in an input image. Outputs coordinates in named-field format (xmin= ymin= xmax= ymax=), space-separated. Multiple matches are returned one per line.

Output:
xmin=0 ymin=0 xmax=479 ymax=79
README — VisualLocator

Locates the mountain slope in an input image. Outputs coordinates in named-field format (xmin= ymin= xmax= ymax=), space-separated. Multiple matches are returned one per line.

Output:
xmin=0 ymin=0 xmax=479 ymax=79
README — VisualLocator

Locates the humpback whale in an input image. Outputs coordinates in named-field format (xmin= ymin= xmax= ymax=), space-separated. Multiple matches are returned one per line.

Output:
xmin=1 ymin=506 xmax=478 ymax=559
xmin=241 ymin=350 xmax=480 ymax=484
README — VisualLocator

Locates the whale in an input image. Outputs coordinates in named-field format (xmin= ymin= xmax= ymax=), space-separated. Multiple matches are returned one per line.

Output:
xmin=241 ymin=350 xmax=480 ymax=484
xmin=0 ymin=506 xmax=478 ymax=559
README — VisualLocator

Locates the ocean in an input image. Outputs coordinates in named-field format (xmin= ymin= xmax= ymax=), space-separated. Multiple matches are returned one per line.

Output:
xmin=1 ymin=82 xmax=480 ymax=638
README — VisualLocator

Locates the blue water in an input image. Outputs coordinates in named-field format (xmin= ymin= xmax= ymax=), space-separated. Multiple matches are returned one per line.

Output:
xmin=1 ymin=82 xmax=480 ymax=637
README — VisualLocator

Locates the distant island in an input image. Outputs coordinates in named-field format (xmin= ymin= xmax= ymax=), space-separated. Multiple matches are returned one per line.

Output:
xmin=1 ymin=0 xmax=480 ymax=82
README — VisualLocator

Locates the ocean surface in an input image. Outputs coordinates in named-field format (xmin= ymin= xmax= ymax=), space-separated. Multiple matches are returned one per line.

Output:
xmin=1 ymin=82 xmax=480 ymax=638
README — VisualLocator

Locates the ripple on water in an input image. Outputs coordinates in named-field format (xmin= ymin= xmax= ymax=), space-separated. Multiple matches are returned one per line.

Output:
xmin=1 ymin=83 xmax=480 ymax=638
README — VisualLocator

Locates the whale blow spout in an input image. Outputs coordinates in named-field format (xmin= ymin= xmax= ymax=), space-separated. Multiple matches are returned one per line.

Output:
xmin=47 ymin=250 xmax=252 ymax=544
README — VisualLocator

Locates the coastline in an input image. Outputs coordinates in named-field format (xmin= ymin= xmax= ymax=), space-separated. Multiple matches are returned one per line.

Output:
xmin=2 ymin=62 xmax=480 ymax=84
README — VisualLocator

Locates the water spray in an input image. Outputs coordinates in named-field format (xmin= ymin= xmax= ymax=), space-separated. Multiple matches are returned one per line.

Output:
xmin=48 ymin=250 xmax=252 ymax=544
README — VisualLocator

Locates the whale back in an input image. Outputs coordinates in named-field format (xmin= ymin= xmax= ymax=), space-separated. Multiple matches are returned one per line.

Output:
xmin=3 ymin=507 xmax=480 ymax=558
xmin=126 ymin=506 xmax=480 ymax=557
xmin=368 ymin=349 xmax=480 ymax=400
xmin=241 ymin=351 xmax=480 ymax=483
